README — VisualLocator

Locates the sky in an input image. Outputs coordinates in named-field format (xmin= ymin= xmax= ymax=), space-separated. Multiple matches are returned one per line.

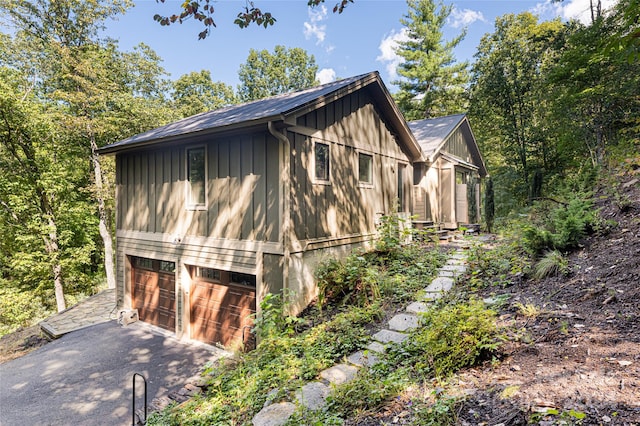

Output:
xmin=103 ymin=0 xmax=617 ymax=92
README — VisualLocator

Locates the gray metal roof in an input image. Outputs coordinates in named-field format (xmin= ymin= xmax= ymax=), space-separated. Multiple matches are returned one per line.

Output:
xmin=408 ymin=113 xmax=466 ymax=157
xmin=100 ymin=72 xmax=381 ymax=154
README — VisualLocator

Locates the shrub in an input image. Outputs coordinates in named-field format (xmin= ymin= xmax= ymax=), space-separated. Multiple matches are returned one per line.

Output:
xmin=463 ymin=241 xmax=530 ymax=289
xmin=532 ymin=250 xmax=569 ymax=280
xmin=387 ymin=299 xmax=501 ymax=378
xmin=315 ymin=253 xmax=380 ymax=308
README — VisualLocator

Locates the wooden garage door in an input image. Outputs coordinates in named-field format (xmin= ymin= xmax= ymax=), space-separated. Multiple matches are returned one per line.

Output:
xmin=132 ymin=257 xmax=176 ymax=331
xmin=190 ymin=267 xmax=256 ymax=348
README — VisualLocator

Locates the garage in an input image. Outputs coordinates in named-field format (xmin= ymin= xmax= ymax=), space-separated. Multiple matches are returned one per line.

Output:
xmin=190 ymin=266 xmax=256 ymax=348
xmin=131 ymin=256 xmax=176 ymax=331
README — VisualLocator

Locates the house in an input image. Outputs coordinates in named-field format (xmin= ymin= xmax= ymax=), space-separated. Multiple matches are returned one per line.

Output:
xmin=410 ymin=114 xmax=487 ymax=230
xmin=98 ymin=71 xmax=423 ymax=348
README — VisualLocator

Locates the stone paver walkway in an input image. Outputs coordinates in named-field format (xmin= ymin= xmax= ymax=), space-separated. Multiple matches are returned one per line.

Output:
xmin=252 ymin=242 xmax=470 ymax=426
xmin=40 ymin=288 xmax=117 ymax=338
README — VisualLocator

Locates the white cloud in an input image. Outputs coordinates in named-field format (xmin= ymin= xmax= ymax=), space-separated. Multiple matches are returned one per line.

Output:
xmin=532 ymin=0 xmax=618 ymax=24
xmin=317 ymin=68 xmax=337 ymax=84
xmin=376 ymin=28 xmax=410 ymax=81
xmin=450 ymin=8 xmax=486 ymax=29
xmin=304 ymin=5 xmax=328 ymax=45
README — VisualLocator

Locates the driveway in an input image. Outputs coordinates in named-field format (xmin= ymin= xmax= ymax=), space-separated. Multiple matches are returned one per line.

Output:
xmin=0 ymin=321 xmax=228 ymax=425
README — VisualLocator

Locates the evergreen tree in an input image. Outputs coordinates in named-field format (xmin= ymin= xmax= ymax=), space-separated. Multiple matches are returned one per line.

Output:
xmin=394 ymin=0 xmax=469 ymax=120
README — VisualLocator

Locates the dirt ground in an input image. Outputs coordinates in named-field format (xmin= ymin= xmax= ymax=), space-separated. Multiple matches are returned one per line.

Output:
xmin=0 ymin=325 xmax=49 ymax=364
xmin=452 ymin=175 xmax=640 ymax=425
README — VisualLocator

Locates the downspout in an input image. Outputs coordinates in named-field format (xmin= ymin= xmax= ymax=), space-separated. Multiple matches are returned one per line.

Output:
xmin=268 ymin=121 xmax=291 ymax=308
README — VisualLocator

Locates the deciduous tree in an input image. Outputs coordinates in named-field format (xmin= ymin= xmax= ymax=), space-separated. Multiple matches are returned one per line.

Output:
xmin=237 ymin=45 xmax=318 ymax=102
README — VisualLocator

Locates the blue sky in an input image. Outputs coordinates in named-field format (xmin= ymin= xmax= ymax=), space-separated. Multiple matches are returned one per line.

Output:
xmin=104 ymin=0 xmax=615 ymax=92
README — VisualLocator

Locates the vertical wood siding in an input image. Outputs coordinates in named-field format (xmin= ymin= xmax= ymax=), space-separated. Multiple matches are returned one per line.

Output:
xmin=116 ymin=132 xmax=280 ymax=242
xmin=292 ymin=90 xmax=413 ymax=241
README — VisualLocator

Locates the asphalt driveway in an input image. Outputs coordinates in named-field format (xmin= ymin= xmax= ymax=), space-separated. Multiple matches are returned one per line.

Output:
xmin=0 ymin=321 xmax=228 ymax=425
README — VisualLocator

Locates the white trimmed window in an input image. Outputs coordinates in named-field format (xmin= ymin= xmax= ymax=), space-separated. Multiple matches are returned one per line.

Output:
xmin=186 ymin=147 xmax=206 ymax=209
xmin=358 ymin=153 xmax=373 ymax=185
xmin=314 ymin=142 xmax=330 ymax=183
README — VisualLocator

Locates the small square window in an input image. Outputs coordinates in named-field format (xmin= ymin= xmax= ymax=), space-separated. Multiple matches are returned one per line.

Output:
xmin=187 ymin=147 xmax=206 ymax=208
xmin=358 ymin=153 xmax=373 ymax=185
xmin=198 ymin=267 xmax=221 ymax=281
xmin=160 ymin=261 xmax=175 ymax=273
xmin=315 ymin=142 xmax=330 ymax=182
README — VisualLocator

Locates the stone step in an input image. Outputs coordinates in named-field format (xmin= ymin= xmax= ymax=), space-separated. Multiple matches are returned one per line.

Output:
xmin=252 ymin=402 xmax=296 ymax=426
xmin=319 ymin=363 xmax=358 ymax=385
xmin=366 ymin=341 xmax=386 ymax=353
xmin=425 ymin=277 xmax=454 ymax=293
xmin=347 ymin=350 xmax=379 ymax=367
xmin=388 ymin=313 xmax=419 ymax=332
xmin=372 ymin=329 xmax=408 ymax=345
xmin=406 ymin=301 xmax=430 ymax=314
xmin=295 ymin=382 xmax=330 ymax=411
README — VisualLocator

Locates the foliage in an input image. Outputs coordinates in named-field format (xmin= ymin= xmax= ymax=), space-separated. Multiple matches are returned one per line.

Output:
xmin=414 ymin=391 xmax=460 ymax=425
xmin=393 ymin=0 xmax=469 ymax=120
xmin=467 ymin=177 xmax=478 ymax=223
xmin=386 ymin=298 xmax=500 ymax=378
xmin=532 ymin=250 xmax=569 ymax=280
xmin=314 ymin=253 xmax=381 ymax=308
xmin=522 ymin=197 xmax=598 ymax=255
xmin=463 ymin=240 xmax=530 ymax=289
xmin=0 ymin=285 xmax=50 ymax=336
xmin=252 ymin=292 xmax=304 ymax=341
xmin=171 ymin=70 xmax=237 ymax=117
xmin=152 ymin=0 xmax=354 ymax=38
xmin=147 ymin=303 xmax=381 ymax=425
xmin=484 ymin=177 xmax=495 ymax=232
xmin=237 ymin=45 xmax=318 ymax=102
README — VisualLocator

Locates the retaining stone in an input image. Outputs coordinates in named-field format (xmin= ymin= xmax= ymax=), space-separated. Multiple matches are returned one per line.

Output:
xmin=388 ymin=313 xmax=419 ymax=332
xmin=320 ymin=363 xmax=358 ymax=385
xmin=295 ymin=382 xmax=330 ymax=410
xmin=372 ymin=329 xmax=408 ymax=345
xmin=252 ymin=402 xmax=296 ymax=426
xmin=347 ymin=350 xmax=379 ymax=367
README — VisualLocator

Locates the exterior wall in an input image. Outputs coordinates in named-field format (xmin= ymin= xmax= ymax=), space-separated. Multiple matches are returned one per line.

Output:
xmin=291 ymin=90 xmax=412 ymax=243
xmin=443 ymin=128 xmax=472 ymax=161
xmin=115 ymin=131 xmax=281 ymax=242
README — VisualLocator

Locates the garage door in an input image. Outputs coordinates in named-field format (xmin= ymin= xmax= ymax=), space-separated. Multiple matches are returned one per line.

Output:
xmin=131 ymin=257 xmax=176 ymax=331
xmin=190 ymin=267 xmax=256 ymax=348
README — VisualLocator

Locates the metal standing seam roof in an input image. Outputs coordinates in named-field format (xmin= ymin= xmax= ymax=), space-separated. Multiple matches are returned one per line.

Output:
xmin=408 ymin=113 xmax=467 ymax=158
xmin=99 ymin=71 xmax=415 ymax=155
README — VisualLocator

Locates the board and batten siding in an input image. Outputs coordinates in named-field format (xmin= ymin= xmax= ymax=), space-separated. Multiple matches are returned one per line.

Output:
xmin=115 ymin=131 xmax=281 ymax=242
xmin=290 ymin=90 xmax=412 ymax=244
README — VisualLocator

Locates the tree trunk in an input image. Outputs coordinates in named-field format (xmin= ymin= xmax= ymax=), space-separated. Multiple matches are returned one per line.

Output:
xmin=89 ymin=132 xmax=116 ymax=290
xmin=41 ymin=202 xmax=66 ymax=312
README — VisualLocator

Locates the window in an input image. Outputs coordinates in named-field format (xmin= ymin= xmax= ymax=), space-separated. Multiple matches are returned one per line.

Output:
xmin=397 ymin=163 xmax=407 ymax=212
xmin=231 ymin=272 xmax=256 ymax=287
xmin=315 ymin=142 xmax=330 ymax=182
xmin=358 ymin=153 xmax=373 ymax=185
xmin=198 ymin=267 xmax=221 ymax=281
xmin=187 ymin=147 xmax=206 ymax=208
xmin=159 ymin=261 xmax=176 ymax=273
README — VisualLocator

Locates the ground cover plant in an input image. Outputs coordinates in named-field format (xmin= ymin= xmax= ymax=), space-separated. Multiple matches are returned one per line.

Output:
xmin=146 ymin=234 xmax=448 ymax=425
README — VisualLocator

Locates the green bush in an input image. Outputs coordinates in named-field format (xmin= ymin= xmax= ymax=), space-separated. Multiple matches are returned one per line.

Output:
xmin=532 ymin=250 xmax=569 ymax=280
xmin=315 ymin=253 xmax=380 ymax=308
xmin=523 ymin=197 xmax=598 ymax=255
xmin=463 ymin=241 xmax=530 ymax=289
xmin=0 ymin=285 xmax=50 ymax=336
xmin=388 ymin=299 xmax=501 ymax=378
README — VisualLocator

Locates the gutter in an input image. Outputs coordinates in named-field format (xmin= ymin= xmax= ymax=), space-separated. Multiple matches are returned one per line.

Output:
xmin=267 ymin=121 xmax=291 ymax=307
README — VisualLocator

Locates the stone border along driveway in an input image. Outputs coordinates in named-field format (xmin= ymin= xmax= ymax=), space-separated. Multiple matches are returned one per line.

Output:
xmin=251 ymin=244 xmax=469 ymax=426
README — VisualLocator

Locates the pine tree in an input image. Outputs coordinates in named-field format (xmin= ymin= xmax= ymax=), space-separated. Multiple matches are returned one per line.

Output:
xmin=394 ymin=0 xmax=469 ymax=120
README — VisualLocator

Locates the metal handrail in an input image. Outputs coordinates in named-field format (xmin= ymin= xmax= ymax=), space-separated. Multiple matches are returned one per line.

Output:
xmin=132 ymin=373 xmax=147 ymax=425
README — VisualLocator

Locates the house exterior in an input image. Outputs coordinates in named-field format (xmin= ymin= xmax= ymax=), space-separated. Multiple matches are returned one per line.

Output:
xmin=99 ymin=71 xmax=423 ymax=348
xmin=410 ymin=114 xmax=487 ymax=229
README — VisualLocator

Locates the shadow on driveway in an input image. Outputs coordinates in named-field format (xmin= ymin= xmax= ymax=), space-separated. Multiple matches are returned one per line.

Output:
xmin=0 ymin=321 xmax=228 ymax=425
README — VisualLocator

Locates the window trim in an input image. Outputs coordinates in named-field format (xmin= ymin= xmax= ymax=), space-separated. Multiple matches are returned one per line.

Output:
xmin=397 ymin=162 xmax=408 ymax=213
xmin=357 ymin=152 xmax=374 ymax=187
xmin=313 ymin=140 xmax=331 ymax=185
xmin=185 ymin=145 xmax=207 ymax=210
